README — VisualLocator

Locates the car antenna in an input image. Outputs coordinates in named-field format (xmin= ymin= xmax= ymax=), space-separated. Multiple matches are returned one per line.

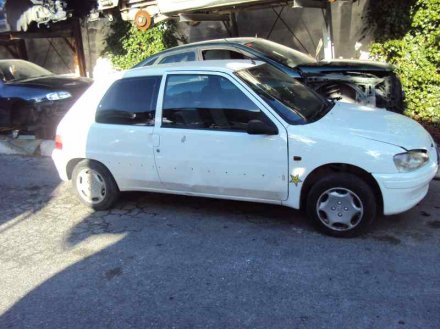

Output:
xmin=224 ymin=37 xmax=256 ymax=65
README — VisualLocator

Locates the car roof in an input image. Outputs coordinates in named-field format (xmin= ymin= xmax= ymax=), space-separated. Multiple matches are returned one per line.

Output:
xmin=147 ymin=37 xmax=259 ymax=57
xmin=175 ymin=37 xmax=257 ymax=47
xmin=0 ymin=59 xmax=30 ymax=64
xmin=124 ymin=59 xmax=263 ymax=78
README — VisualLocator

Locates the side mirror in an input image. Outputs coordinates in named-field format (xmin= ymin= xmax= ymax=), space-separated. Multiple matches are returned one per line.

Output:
xmin=246 ymin=119 xmax=278 ymax=135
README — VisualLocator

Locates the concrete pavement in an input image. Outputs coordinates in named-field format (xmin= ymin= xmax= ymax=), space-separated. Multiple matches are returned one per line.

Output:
xmin=0 ymin=154 xmax=439 ymax=329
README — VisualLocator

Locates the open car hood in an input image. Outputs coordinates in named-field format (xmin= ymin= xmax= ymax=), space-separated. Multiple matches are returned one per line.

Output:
xmin=297 ymin=59 xmax=394 ymax=74
xmin=7 ymin=75 xmax=92 ymax=90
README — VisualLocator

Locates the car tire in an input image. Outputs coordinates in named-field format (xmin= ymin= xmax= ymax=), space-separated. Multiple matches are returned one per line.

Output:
xmin=306 ymin=173 xmax=376 ymax=237
xmin=72 ymin=160 xmax=119 ymax=210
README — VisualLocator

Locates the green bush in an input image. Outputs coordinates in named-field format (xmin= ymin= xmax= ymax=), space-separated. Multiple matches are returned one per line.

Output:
xmin=368 ymin=0 xmax=440 ymax=124
xmin=103 ymin=19 xmax=179 ymax=70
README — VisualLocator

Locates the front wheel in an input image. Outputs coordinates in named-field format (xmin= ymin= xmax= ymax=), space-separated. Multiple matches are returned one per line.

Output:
xmin=306 ymin=173 xmax=377 ymax=237
xmin=72 ymin=160 xmax=119 ymax=210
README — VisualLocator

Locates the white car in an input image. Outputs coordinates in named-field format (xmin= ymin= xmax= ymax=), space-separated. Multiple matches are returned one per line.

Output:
xmin=52 ymin=61 xmax=438 ymax=237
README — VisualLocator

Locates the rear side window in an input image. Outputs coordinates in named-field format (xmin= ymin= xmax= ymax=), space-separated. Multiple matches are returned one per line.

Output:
xmin=96 ymin=76 xmax=161 ymax=126
xmin=202 ymin=49 xmax=249 ymax=60
xmin=159 ymin=52 xmax=196 ymax=64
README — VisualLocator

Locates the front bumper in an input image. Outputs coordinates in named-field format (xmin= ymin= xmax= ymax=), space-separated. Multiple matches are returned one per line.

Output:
xmin=373 ymin=160 xmax=438 ymax=215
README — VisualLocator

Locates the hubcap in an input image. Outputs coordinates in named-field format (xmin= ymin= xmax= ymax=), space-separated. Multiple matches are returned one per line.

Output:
xmin=316 ymin=188 xmax=363 ymax=231
xmin=76 ymin=168 xmax=107 ymax=204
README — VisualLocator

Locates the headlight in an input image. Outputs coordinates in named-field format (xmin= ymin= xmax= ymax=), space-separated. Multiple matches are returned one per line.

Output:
xmin=46 ymin=91 xmax=72 ymax=101
xmin=393 ymin=150 xmax=429 ymax=172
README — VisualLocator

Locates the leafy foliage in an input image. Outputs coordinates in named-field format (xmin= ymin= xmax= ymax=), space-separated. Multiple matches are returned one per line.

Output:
xmin=103 ymin=18 xmax=179 ymax=70
xmin=367 ymin=0 xmax=440 ymax=124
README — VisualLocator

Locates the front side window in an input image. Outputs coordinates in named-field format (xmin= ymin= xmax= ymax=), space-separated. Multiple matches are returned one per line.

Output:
xmin=162 ymin=74 xmax=270 ymax=132
xmin=96 ymin=76 xmax=161 ymax=126
xmin=159 ymin=52 xmax=196 ymax=64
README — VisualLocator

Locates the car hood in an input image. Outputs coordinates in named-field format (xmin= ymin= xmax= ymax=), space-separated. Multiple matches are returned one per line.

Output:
xmin=6 ymin=75 xmax=92 ymax=97
xmin=315 ymin=102 xmax=432 ymax=150
xmin=297 ymin=59 xmax=394 ymax=74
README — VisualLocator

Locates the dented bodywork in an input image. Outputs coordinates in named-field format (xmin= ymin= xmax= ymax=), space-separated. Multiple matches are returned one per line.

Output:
xmin=299 ymin=68 xmax=404 ymax=112
xmin=135 ymin=38 xmax=405 ymax=112
xmin=0 ymin=60 xmax=91 ymax=138
xmin=4 ymin=0 xmax=69 ymax=31
xmin=96 ymin=0 xmax=282 ymax=22
xmin=2 ymin=0 xmax=284 ymax=31
xmin=3 ymin=0 xmax=97 ymax=31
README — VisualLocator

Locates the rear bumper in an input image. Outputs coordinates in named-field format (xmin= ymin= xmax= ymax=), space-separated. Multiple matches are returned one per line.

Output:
xmin=52 ymin=149 xmax=69 ymax=181
xmin=373 ymin=161 xmax=438 ymax=215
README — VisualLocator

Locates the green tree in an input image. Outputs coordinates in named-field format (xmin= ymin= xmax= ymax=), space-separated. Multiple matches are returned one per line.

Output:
xmin=104 ymin=19 xmax=180 ymax=70
xmin=367 ymin=0 xmax=440 ymax=125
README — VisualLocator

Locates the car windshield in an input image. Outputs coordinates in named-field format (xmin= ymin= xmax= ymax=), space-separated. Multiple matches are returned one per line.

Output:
xmin=0 ymin=60 xmax=53 ymax=82
xmin=243 ymin=39 xmax=316 ymax=68
xmin=236 ymin=64 xmax=332 ymax=124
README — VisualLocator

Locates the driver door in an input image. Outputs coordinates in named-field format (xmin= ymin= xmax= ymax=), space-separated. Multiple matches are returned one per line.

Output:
xmin=153 ymin=72 xmax=289 ymax=201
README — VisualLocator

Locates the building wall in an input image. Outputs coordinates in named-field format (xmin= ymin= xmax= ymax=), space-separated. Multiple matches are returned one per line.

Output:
xmin=0 ymin=0 xmax=374 ymax=75
xmin=20 ymin=20 xmax=111 ymax=77
xmin=0 ymin=46 xmax=13 ymax=59
xmin=180 ymin=0 xmax=372 ymax=60
xmin=179 ymin=6 xmax=326 ymax=59
xmin=331 ymin=0 xmax=373 ymax=59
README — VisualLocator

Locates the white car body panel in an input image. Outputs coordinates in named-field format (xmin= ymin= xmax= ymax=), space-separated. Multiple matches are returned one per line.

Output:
xmin=52 ymin=61 xmax=438 ymax=216
xmin=282 ymin=102 xmax=438 ymax=210
xmin=153 ymin=71 xmax=289 ymax=201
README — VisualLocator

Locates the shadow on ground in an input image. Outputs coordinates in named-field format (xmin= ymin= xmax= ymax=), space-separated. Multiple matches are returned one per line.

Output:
xmin=0 ymin=155 xmax=60 ymax=232
xmin=0 ymin=156 xmax=439 ymax=329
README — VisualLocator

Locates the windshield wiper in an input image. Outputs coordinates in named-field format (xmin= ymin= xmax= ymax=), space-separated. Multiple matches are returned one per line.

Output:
xmin=308 ymin=101 xmax=333 ymax=122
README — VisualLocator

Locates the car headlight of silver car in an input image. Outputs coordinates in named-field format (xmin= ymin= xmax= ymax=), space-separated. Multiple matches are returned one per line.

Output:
xmin=393 ymin=150 xmax=429 ymax=172
xmin=46 ymin=91 xmax=72 ymax=101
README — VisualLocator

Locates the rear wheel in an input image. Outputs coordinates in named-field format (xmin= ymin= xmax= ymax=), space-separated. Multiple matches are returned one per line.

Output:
xmin=306 ymin=173 xmax=376 ymax=237
xmin=72 ymin=160 xmax=119 ymax=210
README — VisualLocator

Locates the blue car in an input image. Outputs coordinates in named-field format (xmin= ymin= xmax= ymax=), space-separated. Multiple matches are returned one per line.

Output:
xmin=0 ymin=59 xmax=91 ymax=138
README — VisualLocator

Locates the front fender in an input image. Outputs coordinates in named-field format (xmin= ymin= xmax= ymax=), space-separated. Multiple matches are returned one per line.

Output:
xmin=283 ymin=125 xmax=402 ymax=209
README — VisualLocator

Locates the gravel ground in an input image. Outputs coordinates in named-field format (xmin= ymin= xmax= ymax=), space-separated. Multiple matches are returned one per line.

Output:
xmin=0 ymin=154 xmax=439 ymax=329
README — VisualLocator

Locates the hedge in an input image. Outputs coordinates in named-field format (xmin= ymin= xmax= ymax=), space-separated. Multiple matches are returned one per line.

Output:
xmin=367 ymin=0 xmax=440 ymax=125
xmin=103 ymin=19 xmax=179 ymax=70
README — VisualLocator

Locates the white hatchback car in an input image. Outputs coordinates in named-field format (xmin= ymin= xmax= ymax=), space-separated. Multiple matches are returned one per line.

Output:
xmin=52 ymin=61 xmax=438 ymax=237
